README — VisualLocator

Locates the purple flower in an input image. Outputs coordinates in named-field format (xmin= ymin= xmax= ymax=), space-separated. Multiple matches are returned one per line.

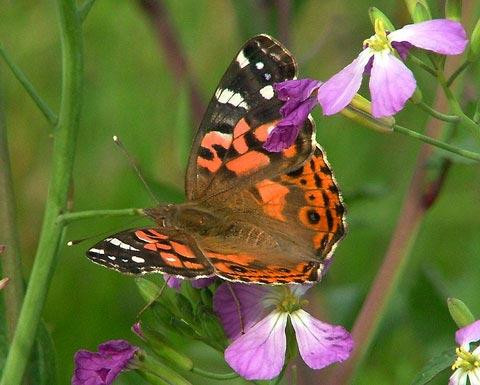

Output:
xmin=450 ymin=320 xmax=480 ymax=385
xmin=318 ymin=19 xmax=468 ymax=118
xmin=264 ymin=79 xmax=321 ymax=152
xmin=72 ymin=340 xmax=138 ymax=385
xmin=163 ymin=274 xmax=215 ymax=290
xmin=213 ymin=283 xmax=353 ymax=380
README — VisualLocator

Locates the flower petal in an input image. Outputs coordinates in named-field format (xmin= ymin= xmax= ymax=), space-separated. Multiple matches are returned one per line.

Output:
xmin=274 ymin=79 xmax=322 ymax=102
xmin=191 ymin=277 xmax=216 ymax=288
xmin=290 ymin=309 xmax=353 ymax=370
xmin=264 ymin=96 xmax=317 ymax=152
xmin=455 ymin=320 xmax=480 ymax=348
xmin=213 ymin=282 xmax=270 ymax=340
xmin=388 ymin=19 xmax=468 ymax=55
xmin=449 ymin=368 xmax=468 ymax=385
xmin=469 ymin=369 xmax=480 ymax=385
xmin=369 ymin=51 xmax=416 ymax=117
xmin=164 ymin=274 xmax=182 ymax=290
xmin=317 ymin=48 xmax=373 ymax=115
xmin=224 ymin=311 xmax=288 ymax=380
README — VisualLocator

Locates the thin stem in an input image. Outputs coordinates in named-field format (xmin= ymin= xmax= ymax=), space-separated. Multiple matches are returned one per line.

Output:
xmin=0 ymin=1 xmax=83 ymax=384
xmin=78 ymin=0 xmax=97 ymax=21
xmin=0 ymin=44 xmax=58 ymax=126
xmin=191 ymin=366 xmax=239 ymax=380
xmin=57 ymin=208 xmax=144 ymax=225
xmin=446 ymin=61 xmax=471 ymax=87
xmin=393 ymin=124 xmax=480 ymax=161
xmin=408 ymin=54 xmax=437 ymax=76
xmin=0 ymin=76 xmax=24 ymax=341
xmin=415 ymin=101 xmax=460 ymax=123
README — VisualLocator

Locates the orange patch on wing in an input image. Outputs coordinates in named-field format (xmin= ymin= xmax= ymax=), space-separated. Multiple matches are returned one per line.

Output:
xmin=183 ymin=261 xmax=205 ymax=270
xmin=225 ymin=151 xmax=270 ymax=175
xmin=282 ymin=145 xmax=297 ymax=158
xmin=160 ymin=252 xmax=182 ymax=268
xmin=148 ymin=229 xmax=168 ymax=239
xmin=233 ymin=118 xmax=250 ymax=138
xmin=135 ymin=230 xmax=155 ymax=243
xmin=232 ymin=135 xmax=248 ymax=154
xmin=197 ymin=131 xmax=233 ymax=172
xmin=255 ymin=179 xmax=289 ymax=221
xmin=143 ymin=243 xmax=157 ymax=251
xmin=254 ymin=121 xmax=278 ymax=142
xmin=171 ymin=241 xmax=195 ymax=258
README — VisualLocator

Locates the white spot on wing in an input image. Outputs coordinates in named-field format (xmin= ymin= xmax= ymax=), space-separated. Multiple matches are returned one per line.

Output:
xmin=264 ymin=73 xmax=271 ymax=81
xmin=109 ymin=237 xmax=139 ymax=251
xmin=108 ymin=256 xmax=116 ymax=260
xmin=90 ymin=248 xmax=105 ymax=255
xmin=131 ymin=256 xmax=145 ymax=263
xmin=216 ymin=88 xmax=249 ymax=110
xmin=236 ymin=49 xmax=250 ymax=69
xmin=260 ymin=85 xmax=274 ymax=100
xmin=256 ymin=62 xmax=264 ymax=69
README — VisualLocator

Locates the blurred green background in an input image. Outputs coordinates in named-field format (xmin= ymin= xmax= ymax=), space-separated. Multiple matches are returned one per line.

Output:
xmin=1 ymin=0 xmax=480 ymax=384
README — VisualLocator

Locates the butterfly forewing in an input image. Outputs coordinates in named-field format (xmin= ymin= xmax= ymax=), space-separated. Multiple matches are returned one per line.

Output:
xmin=87 ymin=228 xmax=213 ymax=278
xmin=186 ymin=35 xmax=315 ymax=201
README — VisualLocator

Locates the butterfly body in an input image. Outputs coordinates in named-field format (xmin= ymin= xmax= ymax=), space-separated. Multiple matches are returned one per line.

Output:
xmin=87 ymin=35 xmax=346 ymax=284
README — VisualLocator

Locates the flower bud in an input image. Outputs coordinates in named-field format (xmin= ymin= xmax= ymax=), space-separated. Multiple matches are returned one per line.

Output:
xmin=141 ymin=328 xmax=194 ymax=371
xmin=135 ymin=278 xmax=161 ymax=303
xmin=409 ymin=88 xmax=423 ymax=104
xmin=412 ymin=1 xmax=432 ymax=23
xmin=368 ymin=7 xmax=395 ymax=31
xmin=445 ymin=0 xmax=462 ymax=22
xmin=448 ymin=298 xmax=476 ymax=328
xmin=468 ymin=17 xmax=480 ymax=62
xmin=340 ymin=94 xmax=395 ymax=133
xmin=136 ymin=353 xmax=193 ymax=385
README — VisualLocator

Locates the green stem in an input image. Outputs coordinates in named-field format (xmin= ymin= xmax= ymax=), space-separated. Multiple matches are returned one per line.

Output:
xmin=0 ymin=1 xmax=83 ymax=384
xmin=393 ymin=124 xmax=480 ymax=161
xmin=57 ymin=208 xmax=144 ymax=225
xmin=446 ymin=61 xmax=471 ymax=87
xmin=0 ymin=44 xmax=58 ymax=126
xmin=78 ymin=0 xmax=97 ymax=21
xmin=408 ymin=54 xmax=437 ymax=76
xmin=191 ymin=366 xmax=239 ymax=380
xmin=0 ymin=76 xmax=24 ymax=341
xmin=415 ymin=101 xmax=460 ymax=123
xmin=438 ymin=72 xmax=480 ymax=141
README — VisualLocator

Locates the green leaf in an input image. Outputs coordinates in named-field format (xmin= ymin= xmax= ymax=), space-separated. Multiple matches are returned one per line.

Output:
xmin=30 ymin=321 xmax=57 ymax=385
xmin=448 ymin=298 xmax=476 ymax=328
xmin=410 ymin=349 xmax=456 ymax=385
xmin=368 ymin=7 xmax=395 ymax=31
xmin=412 ymin=2 xmax=432 ymax=23
xmin=445 ymin=0 xmax=462 ymax=21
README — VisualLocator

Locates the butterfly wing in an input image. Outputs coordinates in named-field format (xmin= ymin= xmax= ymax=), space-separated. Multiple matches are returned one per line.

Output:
xmin=185 ymin=35 xmax=315 ymax=201
xmin=194 ymin=145 xmax=345 ymax=284
xmin=87 ymin=228 xmax=214 ymax=278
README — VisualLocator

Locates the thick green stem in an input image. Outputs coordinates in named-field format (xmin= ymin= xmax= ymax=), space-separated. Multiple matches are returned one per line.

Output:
xmin=57 ymin=208 xmax=144 ymax=225
xmin=0 ymin=1 xmax=82 ymax=384
xmin=78 ymin=0 xmax=98 ymax=21
xmin=0 ymin=77 xmax=24 ymax=341
xmin=393 ymin=124 xmax=480 ymax=161
xmin=0 ymin=44 xmax=58 ymax=126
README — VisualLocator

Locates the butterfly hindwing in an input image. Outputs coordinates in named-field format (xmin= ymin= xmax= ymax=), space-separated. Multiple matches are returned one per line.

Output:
xmin=87 ymin=228 xmax=214 ymax=278
xmin=186 ymin=35 xmax=315 ymax=201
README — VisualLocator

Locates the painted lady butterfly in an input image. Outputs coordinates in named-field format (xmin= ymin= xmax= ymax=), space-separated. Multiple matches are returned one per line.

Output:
xmin=87 ymin=35 xmax=346 ymax=284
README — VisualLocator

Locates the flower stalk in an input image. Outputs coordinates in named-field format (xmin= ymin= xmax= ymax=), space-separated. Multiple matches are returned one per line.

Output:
xmin=0 ymin=1 xmax=83 ymax=384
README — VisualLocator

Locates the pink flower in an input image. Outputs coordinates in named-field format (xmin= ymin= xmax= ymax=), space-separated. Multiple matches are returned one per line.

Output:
xmin=318 ymin=19 xmax=468 ymax=118
xmin=163 ymin=274 xmax=215 ymax=290
xmin=72 ymin=340 xmax=138 ymax=385
xmin=450 ymin=320 xmax=480 ymax=385
xmin=213 ymin=283 xmax=353 ymax=380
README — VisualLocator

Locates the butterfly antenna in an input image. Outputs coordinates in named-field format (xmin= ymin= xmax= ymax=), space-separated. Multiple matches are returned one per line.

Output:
xmin=112 ymin=135 xmax=160 ymax=205
xmin=136 ymin=278 xmax=168 ymax=319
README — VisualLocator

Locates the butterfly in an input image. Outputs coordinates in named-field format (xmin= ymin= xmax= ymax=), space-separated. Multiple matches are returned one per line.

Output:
xmin=87 ymin=35 xmax=346 ymax=284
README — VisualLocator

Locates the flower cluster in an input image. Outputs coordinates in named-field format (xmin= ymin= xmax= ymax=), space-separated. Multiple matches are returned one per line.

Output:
xmin=213 ymin=282 xmax=353 ymax=380
xmin=450 ymin=320 xmax=480 ymax=385
xmin=265 ymin=18 xmax=468 ymax=152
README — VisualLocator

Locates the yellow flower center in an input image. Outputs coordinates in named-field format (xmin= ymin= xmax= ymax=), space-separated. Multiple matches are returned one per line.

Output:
xmin=452 ymin=347 xmax=480 ymax=371
xmin=276 ymin=287 xmax=308 ymax=313
xmin=363 ymin=19 xmax=392 ymax=52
